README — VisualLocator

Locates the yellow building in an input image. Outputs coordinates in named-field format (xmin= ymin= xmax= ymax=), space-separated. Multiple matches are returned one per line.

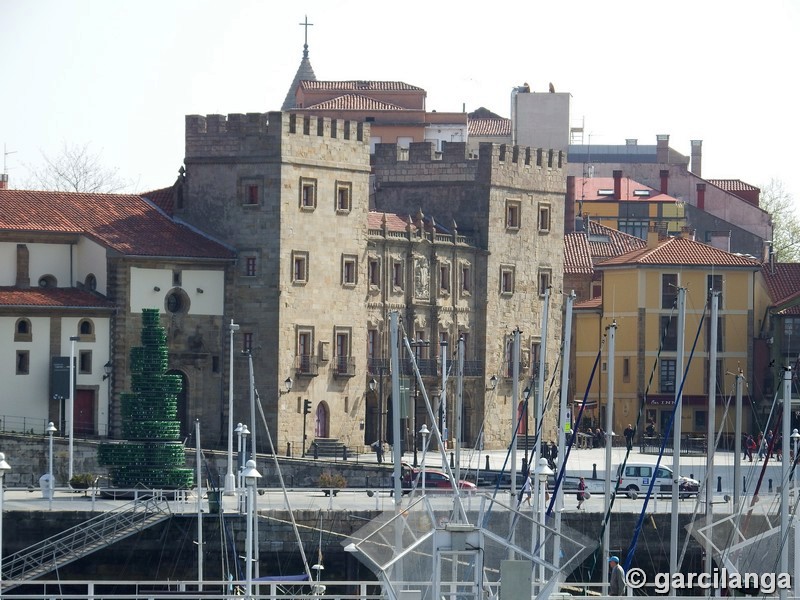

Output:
xmin=572 ymin=229 xmax=761 ymax=442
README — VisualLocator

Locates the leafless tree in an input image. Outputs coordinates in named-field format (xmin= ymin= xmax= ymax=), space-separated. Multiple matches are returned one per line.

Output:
xmin=761 ymin=178 xmax=800 ymax=262
xmin=26 ymin=142 xmax=133 ymax=193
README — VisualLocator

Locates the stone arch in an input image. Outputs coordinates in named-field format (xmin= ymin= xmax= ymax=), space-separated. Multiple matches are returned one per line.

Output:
xmin=314 ymin=401 xmax=330 ymax=438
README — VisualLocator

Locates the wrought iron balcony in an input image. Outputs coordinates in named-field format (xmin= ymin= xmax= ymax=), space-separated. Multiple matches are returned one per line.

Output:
xmin=333 ymin=356 xmax=356 ymax=378
xmin=294 ymin=354 xmax=319 ymax=377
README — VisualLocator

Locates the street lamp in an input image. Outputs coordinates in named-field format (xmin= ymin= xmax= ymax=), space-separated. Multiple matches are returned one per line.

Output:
xmin=419 ymin=423 xmax=430 ymax=494
xmin=535 ymin=457 xmax=554 ymax=588
xmin=234 ymin=423 xmax=244 ymax=481
xmin=46 ymin=422 xmax=57 ymax=508
xmin=68 ymin=335 xmax=80 ymax=483
xmin=487 ymin=375 xmax=498 ymax=391
xmin=0 ymin=452 xmax=10 ymax=586
xmin=225 ymin=320 xmax=240 ymax=496
xmin=242 ymin=459 xmax=261 ymax=600
xmin=792 ymin=428 xmax=800 ymax=586
xmin=410 ymin=338 xmax=430 ymax=467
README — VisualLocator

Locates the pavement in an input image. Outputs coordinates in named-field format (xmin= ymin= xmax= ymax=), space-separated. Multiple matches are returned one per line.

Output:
xmin=2 ymin=443 xmax=794 ymax=515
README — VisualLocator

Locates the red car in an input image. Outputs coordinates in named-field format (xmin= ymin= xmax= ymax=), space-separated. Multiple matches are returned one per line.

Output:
xmin=402 ymin=464 xmax=477 ymax=493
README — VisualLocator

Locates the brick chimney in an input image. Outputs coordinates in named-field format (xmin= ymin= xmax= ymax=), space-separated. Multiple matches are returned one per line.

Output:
xmin=0 ymin=174 xmax=8 ymax=190
xmin=613 ymin=170 xmax=622 ymax=200
xmin=565 ymin=176 xmax=576 ymax=233
xmin=690 ymin=140 xmax=703 ymax=177
xmin=679 ymin=226 xmax=695 ymax=241
xmin=696 ymin=183 xmax=706 ymax=211
xmin=660 ymin=170 xmax=669 ymax=194
xmin=647 ymin=223 xmax=662 ymax=248
xmin=656 ymin=134 xmax=669 ymax=163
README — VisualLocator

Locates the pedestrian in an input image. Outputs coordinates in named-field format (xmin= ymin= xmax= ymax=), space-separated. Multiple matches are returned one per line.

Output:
xmin=548 ymin=441 xmax=558 ymax=469
xmin=371 ymin=440 xmax=383 ymax=464
xmin=757 ymin=431 xmax=766 ymax=461
xmin=623 ymin=424 xmax=634 ymax=451
xmin=745 ymin=434 xmax=756 ymax=462
xmin=576 ymin=476 xmax=586 ymax=509
xmin=608 ymin=556 xmax=626 ymax=596
xmin=521 ymin=471 xmax=533 ymax=506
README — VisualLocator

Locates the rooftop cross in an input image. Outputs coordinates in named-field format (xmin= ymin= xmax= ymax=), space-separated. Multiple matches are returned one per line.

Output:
xmin=300 ymin=15 xmax=314 ymax=58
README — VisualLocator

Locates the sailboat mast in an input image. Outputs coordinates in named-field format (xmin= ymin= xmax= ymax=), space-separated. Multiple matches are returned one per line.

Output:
xmin=734 ymin=372 xmax=743 ymax=505
xmin=554 ymin=291 xmax=575 ymax=568
xmin=390 ymin=311 xmax=403 ymax=506
xmin=669 ymin=286 xmax=687 ymax=591
xmin=455 ymin=335 xmax=465 ymax=486
xmin=601 ymin=320 xmax=617 ymax=592
xmin=195 ymin=419 xmax=203 ymax=590
xmin=511 ymin=327 xmax=521 ymax=499
xmin=781 ymin=365 xmax=792 ymax=600
xmin=706 ymin=292 xmax=719 ymax=578
xmin=535 ymin=288 xmax=551 ymax=477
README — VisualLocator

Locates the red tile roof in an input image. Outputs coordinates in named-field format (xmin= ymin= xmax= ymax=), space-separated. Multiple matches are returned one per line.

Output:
xmin=368 ymin=211 xmax=416 ymax=233
xmin=571 ymin=177 xmax=677 ymax=202
xmin=574 ymin=297 xmax=602 ymax=310
xmin=141 ymin=186 xmax=175 ymax=216
xmin=564 ymin=220 xmax=647 ymax=275
xmin=564 ymin=232 xmax=593 ymax=275
xmin=0 ymin=287 xmax=115 ymax=309
xmin=598 ymin=236 xmax=761 ymax=268
xmin=707 ymin=179 xmax=760 ymax=193
xmin=299 ymin=81 xmax=423 ymax=92
xmin=304 ymin=94 xmax=406 ymax=111
xmin=762 ymin=263 xmax=800 ymax=314
xmin=469 ymin=118 xmax=511 ymax=137
xmin=0 ymin=190 xmax=234 ymax=259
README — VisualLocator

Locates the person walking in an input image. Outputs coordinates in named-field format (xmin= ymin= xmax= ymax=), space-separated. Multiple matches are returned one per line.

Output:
xmin=371 ymin=440 xmax=384 ymax=464
xmin=521 ymin=471 xmax=533 ymax=506
xmin=576 ymin=476 xmax=586 ymax=509
xmin=623 ymin=424 xmax=635 ymax=451
xmin=608 ymin=556 xmax=626 ymax=596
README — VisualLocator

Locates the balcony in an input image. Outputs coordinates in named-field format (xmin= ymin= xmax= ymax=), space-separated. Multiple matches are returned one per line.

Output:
xmin=463 ymin=360 xmax=483 ymax=377
xmin=333 ymin=356 xmax=356 ymax=378
xmin=295 ymin=354 xmax=319 ymax=378
xmin=402 ymin=358 xmax=438 ymax=377
xmin=368 ymin=357 xmax=391 ymax=375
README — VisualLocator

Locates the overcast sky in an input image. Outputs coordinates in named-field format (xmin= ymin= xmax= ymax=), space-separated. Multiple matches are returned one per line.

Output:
xmin=2 ymin=0 xmax=798 ymax=210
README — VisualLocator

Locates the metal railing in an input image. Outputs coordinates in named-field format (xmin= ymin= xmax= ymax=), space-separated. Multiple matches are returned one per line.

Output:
xmin=2 ymin=495 xmax=171 ymax=582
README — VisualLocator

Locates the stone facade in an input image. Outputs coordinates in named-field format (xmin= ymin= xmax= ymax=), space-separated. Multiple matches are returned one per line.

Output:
xmin=372 ymin=141 xmax=567 ymax=447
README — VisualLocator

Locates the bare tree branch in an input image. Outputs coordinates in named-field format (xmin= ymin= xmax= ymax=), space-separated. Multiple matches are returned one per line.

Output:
xmin=25 ymin=142 xmax=133 ymax=193
xmin=761 ymin=178 xmax=800 ymax=262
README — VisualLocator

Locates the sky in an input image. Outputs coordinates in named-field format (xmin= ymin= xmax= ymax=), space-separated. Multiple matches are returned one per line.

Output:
xmin=2 ymin=0 xmax=798 ymax=210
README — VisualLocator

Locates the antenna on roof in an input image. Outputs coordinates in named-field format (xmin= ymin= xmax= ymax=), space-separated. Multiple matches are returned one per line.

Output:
xmin=3 ymin=143 xmax=17 ymax=174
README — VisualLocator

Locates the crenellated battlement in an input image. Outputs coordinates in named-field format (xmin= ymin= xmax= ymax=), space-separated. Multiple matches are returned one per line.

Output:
xmin=185 ymin=111 xmax=370 ymax=160
xmin=374 ymin=141 xmax=564 ymax=171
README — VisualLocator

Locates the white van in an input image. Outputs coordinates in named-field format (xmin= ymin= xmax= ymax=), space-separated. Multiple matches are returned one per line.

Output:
xmin=615 ymin=463 xmax=699 ymax=499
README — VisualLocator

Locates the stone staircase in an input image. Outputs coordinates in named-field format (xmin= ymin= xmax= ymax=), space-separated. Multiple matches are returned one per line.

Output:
xmin=309 ymin=437 xmax=348 ymax=459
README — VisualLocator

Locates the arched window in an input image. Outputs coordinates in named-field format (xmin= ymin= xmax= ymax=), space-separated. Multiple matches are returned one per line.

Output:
xmin=78 ymin=319 xmax=96 ymax=341
xmin=85 ymin=274 xmax=97 ymax=291
xmin=14 ymin=318 xmax=32 ymax=342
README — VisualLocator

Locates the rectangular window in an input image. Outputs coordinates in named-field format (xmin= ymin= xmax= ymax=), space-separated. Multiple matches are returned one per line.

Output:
xmin=461 ymin=264 xmax=471 ymax=294
xmin=707 ymin=274 xmax=723 ymax=308
xmin=500 ymin=265 xmax=515 ymax=295
xmin=538 ymin=269 xmax=552 ymax=296
xmin=392 ymin=261 xmax=404 ymax=289
xmin=335 ymin=328 xmax=352 ymax=375
xmin=245 ymin=256 xmax=257 ymax=277
xmin=297 ymin=328 xmax=315 ymax=374
xmin=212 ymin=356 xmax=220 ymax=373
xmin=531 ymin=342 xmax=541 ymax=378
xmin=342 ymin=254 xmax=357 ymax=286
xmin=292 ymin=251 xmax=309 ymax=284
xmin=242 ymin=332 xmax=253 ymax=353
xmin=506 ymin=200 xmax=521 ymax=230
xmin=368 ymin=258 xmax=380 ymax=287
xmin=336 ymin=182 xmax=352 ymax=213
xmin=706 ymin=316 xmax=724 ymax=352
xmin=660 ymin=359 xmax=676 ymax=393
xmin=246 ymin=184 xmax=259 ymax=205
xmin=618 ymin=220 xmax=649 ymax=240
xmin=16 ymin=350 xmax=29 ymax=375
xmin=785 ymin=318 xmax=800 ymax=355
xmin=592 ymin=283 xmax=602 ymax=299
xmin=694 ymin=410 xmax=707 ymax=430
xmin=439 ymin=263 xmax=451 ymax=294
xmin=661 ymin=316 xmax=677 ymax=351
xmin=623 ymin=357 xmax=630 ymax=382
xmin=79 ymin=350 xmax=92 ymax=374
xmin=299 ymin=178 xmax=317 ymax=210
xmin=662 ymin=274 xmax=678 ymax=308
xmin=367 ymin=329 xmax=379 ymax=361
xmin=538 ymin=203 xmax=551 ymax=232
xmin=298 ymin=330 xmax=312 ymax=358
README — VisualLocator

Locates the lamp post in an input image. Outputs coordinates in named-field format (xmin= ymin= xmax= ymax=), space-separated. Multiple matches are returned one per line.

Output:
xmin=68 ymin=335 xmax=80 ymax=483
xmin=242 ymin=459 xmax=261 ymax=600
xmin=410 ymin=338 xmax=429 ymax=467
xmin=0 ymin=452 xmax=10 ymax=587
xmin=234 ymin=423 xmax=243 ymax=487
xmin=419 ymin=423 xmax=430 ymax=494
xmin=224 ymin=320 xmax=240 ymax=496
xmin=46 ymin=422 xmax=57 ymax=508
xmin=535 ymin=457 xmax=554 ymax=589
xmin=522 ymin=386 xmax=532 ymax=474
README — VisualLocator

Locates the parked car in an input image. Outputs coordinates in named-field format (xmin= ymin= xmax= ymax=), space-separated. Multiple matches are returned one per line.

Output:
xmin=616 ymin=462 xmax=700 ymax=499
xmin=401 ymin=463 xmax=477 ymax=493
